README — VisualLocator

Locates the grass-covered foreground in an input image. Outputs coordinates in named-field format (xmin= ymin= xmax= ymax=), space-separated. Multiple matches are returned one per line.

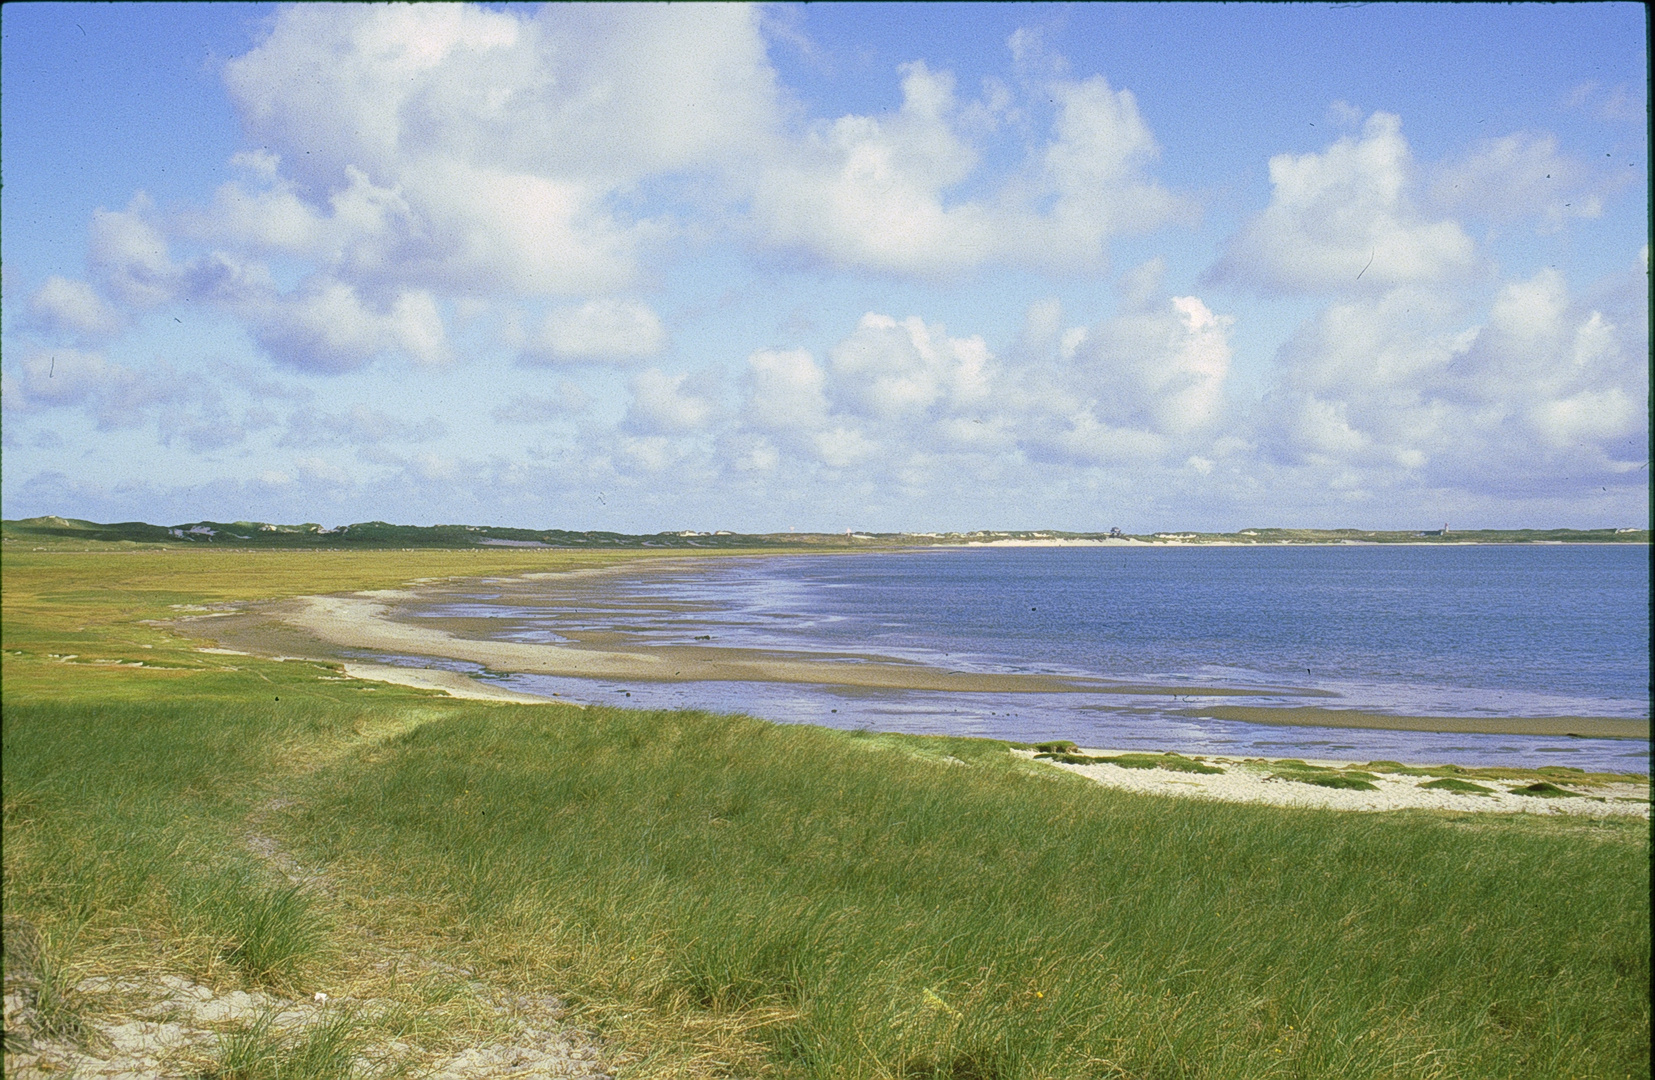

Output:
xmin=3 ymin=545 xmax=1650 ymax=1078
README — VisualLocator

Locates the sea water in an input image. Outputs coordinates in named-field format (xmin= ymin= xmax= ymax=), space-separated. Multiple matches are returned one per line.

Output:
xmin=377 ymin=545 xmax=1650 ymax=772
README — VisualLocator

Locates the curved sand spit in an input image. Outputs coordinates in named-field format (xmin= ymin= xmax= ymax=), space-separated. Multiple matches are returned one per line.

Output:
xmin=272 ymin=593 xmax=1258 ymax=696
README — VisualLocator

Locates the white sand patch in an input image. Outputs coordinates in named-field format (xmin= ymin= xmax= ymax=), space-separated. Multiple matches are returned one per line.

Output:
xmin=1021 ymin=749 xmax=1649 ymax=817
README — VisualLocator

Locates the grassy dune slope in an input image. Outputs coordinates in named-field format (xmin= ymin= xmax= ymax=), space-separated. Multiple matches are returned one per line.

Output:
xmin=3 ymin=546 xmax=1649 ymax=1078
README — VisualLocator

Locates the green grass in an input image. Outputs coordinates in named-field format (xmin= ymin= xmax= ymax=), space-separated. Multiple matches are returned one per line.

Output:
xmin=207 ymin=1008 xmax=362 ymax=1080
xmin=1364 ymin=761 xmax=1639 ymax=785
xmin=3 ymin=545 xmax=1650 ymax=1079
xmin=1418 ymin=778 xmax=1497 ymax=795
xmin=1509 ymin=782 xmax=1581 ymax=799
xmin=13 ymin=696 xmax=1649 ymax=1080
xmin=274 ymin=703 xmax=1647 ymax=1078
xmin=168 ymin=874 xmax=330 ymax=990
xmin=1256 ymin=760 xmax=1382 ymax=791
xmin=1 ymin=694 xmax=343 ymax=982
xmin=2 ymin=917 xmax=95 ymax=1050
xmin=1281 ymin=773 xmax=1378 ymax=791
xmin=1035 ymin=751 xmax=1225 ymax=774
xmin=222 ymin=885 xmax=328 ymax=988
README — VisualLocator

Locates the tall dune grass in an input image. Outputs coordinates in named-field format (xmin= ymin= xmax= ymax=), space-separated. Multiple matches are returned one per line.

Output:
xmin=285 ymin=703 xmax=1649 ymax=1079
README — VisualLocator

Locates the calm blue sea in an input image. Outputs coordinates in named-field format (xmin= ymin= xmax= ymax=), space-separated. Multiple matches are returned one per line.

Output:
xmin=383 ymin=545 xmax=1651 ymax=772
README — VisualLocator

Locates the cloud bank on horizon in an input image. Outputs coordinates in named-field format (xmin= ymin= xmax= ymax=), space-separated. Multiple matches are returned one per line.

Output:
xmin=2 ymin=3 xmax=1646 ymax=532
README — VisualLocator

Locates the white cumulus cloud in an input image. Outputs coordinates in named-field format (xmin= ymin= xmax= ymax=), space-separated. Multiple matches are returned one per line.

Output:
xmin=733 ymin=298 xmax=1238 ymax=481
xmin=527 ymin=300 xmax=667 ymax=364
xmin=745 ymin=349 xmax=831 ymax=433
xmin=6 ymin=348 xmax=183 ymax=429
xmin=749 ymin=62 xmax=991 ymax=276
xmin=1075 ymin=296 xmax=1233 ymax=434
xmin=56 ymin=8 xmax=1197 ymax=386
xmin=1430 ymin=132 xmax=1608 ymax=231
xmin=748 ymin=62 xmax=1180 ymax=277
xmin=216 ymin=3 xmax=777 ymax=298
xmin=1260 ymin=266 xmax=1647 ymax=489
xmin=247 ymin=280 xmax=450 ymax=372
xmin=828 ymin=313 xmax=994 ymax=423
xmin=624 ymin=368 xmax=722 ymax=435
xmin=1017 ymin=296 xmax=1235 ymax=467
xmin=1211 ymin=112 xmax=1476 ymax=293
xmin=89 ymin=195 xmax=179 ymax=308
xmin=28 ymin=277 xmax=125 ymax=338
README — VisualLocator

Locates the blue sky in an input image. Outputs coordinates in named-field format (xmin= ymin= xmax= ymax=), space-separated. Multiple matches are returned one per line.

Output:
xmin=3 ymin=2 xmax=1647 ymax=532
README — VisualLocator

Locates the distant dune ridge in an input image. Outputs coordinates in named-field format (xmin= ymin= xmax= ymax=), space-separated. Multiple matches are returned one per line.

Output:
xmin=3 ymin=515 xmax=1647 ymax=549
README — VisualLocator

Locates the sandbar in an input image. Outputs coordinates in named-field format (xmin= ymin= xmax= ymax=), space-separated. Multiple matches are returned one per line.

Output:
xmin=1182 ymin=705 xmax=1648 ymax=740
xmin=337 ymin=661 xmax=562 ymax=704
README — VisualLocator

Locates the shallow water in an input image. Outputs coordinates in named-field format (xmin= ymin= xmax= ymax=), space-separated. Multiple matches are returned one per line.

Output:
xmin=380 ymin=545 xmax=1650 ymax=772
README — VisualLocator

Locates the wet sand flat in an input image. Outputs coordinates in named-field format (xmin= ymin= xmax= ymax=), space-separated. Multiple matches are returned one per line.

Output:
xmin=1182 ymin=705 xmax=1648 ymax=740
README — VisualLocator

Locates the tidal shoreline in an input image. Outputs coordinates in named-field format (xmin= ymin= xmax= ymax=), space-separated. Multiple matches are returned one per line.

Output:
xmin=207 ymin=591 xmax=1293 ymax=697
xmin=183 ymin=551 xmax=1650 ymax=745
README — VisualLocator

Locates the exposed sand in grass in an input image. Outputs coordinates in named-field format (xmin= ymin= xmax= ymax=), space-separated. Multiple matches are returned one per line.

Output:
xmin=1025 ymin=749 xmax=1650 ymax=816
